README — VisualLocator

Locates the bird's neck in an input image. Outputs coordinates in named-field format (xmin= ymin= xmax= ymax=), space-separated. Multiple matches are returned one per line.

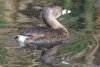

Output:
xmin=42 ymin=6 xmax=69 ymax=35
xmin=47 ymin=17 xmax=69 ymax=35
xmin=47 ymin=9 xmax=69 ymax=35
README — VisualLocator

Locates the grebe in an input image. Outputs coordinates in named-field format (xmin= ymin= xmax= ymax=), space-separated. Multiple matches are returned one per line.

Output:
xmin=15 ymin=6 xmax=71 ymax=48
xmin=15 ymin=5 xmax=71 ymax=65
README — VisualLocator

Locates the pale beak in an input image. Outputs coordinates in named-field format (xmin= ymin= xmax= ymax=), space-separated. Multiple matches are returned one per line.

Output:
xmin=67 ymin=10 xmax=71 ymax=13
xmin=62 ymin=9 xmax=71 ymax=15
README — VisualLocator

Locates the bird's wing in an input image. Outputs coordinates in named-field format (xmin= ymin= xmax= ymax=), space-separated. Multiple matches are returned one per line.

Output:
xmin=20 ymin=26 xmax=49 ymax=35
xmin=24 ymin=28 xmax=68 ymax=48
xmin=35 ymin=28 xmax=67 ymax=41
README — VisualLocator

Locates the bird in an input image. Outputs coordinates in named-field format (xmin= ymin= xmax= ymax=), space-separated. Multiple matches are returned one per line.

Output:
xmin=15 ymin=5 xmax=71 ymax=48
xmin=15 ymin=5 xmax=71 ymax=65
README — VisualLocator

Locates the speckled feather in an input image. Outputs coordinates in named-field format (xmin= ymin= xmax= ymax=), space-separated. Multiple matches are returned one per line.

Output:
xmin=20 ymin=26 xmax=68 ymax=49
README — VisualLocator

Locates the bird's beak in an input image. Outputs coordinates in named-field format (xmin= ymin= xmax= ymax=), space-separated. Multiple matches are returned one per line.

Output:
xmin=67 ymin=10 xmax=71 ymax=13
xmin=62 ymin=9 xmax=71 ymax=15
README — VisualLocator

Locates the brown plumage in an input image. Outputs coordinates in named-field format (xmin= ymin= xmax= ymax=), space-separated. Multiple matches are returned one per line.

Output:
xmin=15 ymin=5 xmax=70 ymax=49
xmin=21 ymin=27 xmax=68 ymax=49
xmin=15 ymin=5 xmax=71 ymax=65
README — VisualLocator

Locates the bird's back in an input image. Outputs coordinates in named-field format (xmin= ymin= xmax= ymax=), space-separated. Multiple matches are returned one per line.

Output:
xmin=17 ymin=26 xmax=68 ymax=49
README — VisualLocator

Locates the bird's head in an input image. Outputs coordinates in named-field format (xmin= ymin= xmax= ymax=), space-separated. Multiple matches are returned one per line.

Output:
xmin=46 ymin=6 xmax=71 ymax=19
